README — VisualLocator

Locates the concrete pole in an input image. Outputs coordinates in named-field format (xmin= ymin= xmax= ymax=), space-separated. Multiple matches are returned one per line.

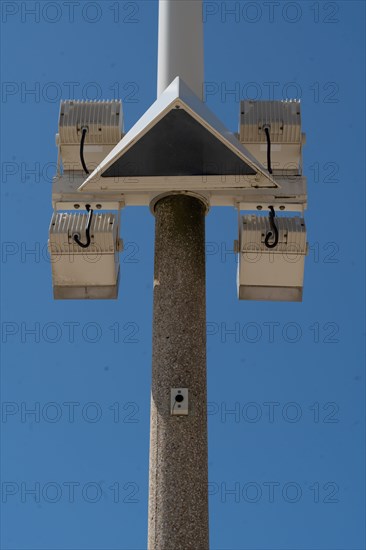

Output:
xmin=157 ymin=0 xmax=204 ymax=99
xmin=148 ymin=195 xmax=209 ymax=550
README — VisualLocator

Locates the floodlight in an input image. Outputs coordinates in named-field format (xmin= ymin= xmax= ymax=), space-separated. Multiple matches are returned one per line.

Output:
xmin=49 ymin=211 xmax=121 ymax=300
xmin=238 ymin=212 xmax=307 ymax=302
xmin=239 ymin=100 xmax=306 ymax=176
xmin=56 ymin=100 xmax=124 ymax=173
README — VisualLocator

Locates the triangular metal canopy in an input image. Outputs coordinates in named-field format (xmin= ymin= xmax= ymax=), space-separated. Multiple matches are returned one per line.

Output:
xmin=79 ymin=77 xmax=278 ymax=192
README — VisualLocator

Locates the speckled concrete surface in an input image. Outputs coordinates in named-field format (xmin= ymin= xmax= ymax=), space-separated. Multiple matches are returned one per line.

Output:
xmin=148 ymin=195 xmax=209 ymax=550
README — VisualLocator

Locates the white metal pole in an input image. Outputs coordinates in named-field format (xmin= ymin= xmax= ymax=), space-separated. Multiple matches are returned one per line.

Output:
xmin=157 ymin=0 xmax=204 ymax=99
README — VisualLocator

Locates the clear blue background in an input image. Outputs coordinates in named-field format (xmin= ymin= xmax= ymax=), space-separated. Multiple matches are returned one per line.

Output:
xmin=1 ymin=1 xmax=365 ymax=549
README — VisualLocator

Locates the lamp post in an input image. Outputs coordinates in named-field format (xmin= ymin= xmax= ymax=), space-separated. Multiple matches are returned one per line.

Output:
xmin=49 ymin=1 xmax=308 ymax=547
xmin=149 ymin=4 xmax=209 ymax=548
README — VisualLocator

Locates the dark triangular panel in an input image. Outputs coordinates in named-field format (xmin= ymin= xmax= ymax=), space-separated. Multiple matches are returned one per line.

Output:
xmin=102 ymin=109 xmax=256 ymax=178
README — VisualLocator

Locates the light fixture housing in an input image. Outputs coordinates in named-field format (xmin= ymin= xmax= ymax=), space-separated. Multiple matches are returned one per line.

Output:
xmin=239 ymin=100 xmax=305 ymax=176
xmin=49 ymin=211 xmax=121 ymax=300
xmin=56 ymin=100 xmax=124 ymax=173
xmin=238 ymin=213 xmax=307 ymax=302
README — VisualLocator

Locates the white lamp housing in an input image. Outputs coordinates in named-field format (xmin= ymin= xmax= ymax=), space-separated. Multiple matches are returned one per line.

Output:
xmin=56 ymin=100 xmax=124 ymax=173
xmin=239 ymin=100 xmax=305 ymax=176
xmin=49 ymin=211 xmax=121 ymax=300
xmin=238 ymin=214 xmax=307 ymax=302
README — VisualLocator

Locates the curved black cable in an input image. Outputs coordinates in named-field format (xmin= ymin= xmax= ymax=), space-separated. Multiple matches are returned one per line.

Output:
xmin=73 ymin=204 xmax=93 ymax=249
xmin=264 ymin=126 xmax=273 ymax=174
xmin=264 ymin=206 xmax=279 ymax=249
xmin=80 ymin=127 xmax=89 ymax=175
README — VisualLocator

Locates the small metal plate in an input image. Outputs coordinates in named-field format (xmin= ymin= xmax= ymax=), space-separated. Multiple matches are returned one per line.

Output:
xmin=171 ymin=388 xmax=189 ymax=416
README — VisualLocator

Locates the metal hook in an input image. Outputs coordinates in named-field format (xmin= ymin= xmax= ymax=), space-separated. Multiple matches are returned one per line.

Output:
xmin=264 ymin=206 xmax=279 ymax=249
xmin=73 ymin=204 xmax=93 ymax=249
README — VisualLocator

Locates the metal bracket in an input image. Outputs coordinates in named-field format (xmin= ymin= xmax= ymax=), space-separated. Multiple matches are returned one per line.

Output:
xmin=52 ymin=173 xmax=125 ymax=211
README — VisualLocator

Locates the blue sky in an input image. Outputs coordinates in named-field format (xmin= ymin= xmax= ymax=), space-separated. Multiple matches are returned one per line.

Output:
xmin=1 ymin=1 xmax=365 ymax=549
